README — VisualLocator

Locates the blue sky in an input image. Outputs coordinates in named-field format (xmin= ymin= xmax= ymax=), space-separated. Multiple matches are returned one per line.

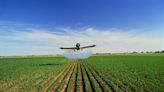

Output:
xmin=0 ymin=0 xmax=164 ymax=56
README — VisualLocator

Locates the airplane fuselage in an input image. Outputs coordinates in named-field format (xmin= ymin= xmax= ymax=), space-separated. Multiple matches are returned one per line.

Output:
xmin=60 ymin=43 xmax=96 ymax=51
xmin=76 ymin=43 xmax=80 ymax=50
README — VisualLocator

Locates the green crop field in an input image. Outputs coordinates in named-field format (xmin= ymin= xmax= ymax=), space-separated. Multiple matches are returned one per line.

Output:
xmin=0 ymin=53 xmax=164 ymax=92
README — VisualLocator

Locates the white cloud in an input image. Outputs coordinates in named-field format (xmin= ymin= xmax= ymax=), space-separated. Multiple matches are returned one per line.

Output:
xmin=0 ymin=26 xmax=164 ymax=56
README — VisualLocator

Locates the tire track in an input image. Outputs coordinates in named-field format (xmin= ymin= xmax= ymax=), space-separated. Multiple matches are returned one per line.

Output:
xmin=51 ymin=63 xmax=74 ymax=92
xmin=79 ymin=63 xmax=85 ymax=92
xmin=87 ymin=63 xmax=128 ymax=92
xmin=80 ymin=63 xmax=93 ymax=92
xmin=83 ymin=63 xmax=107 ymax=92
xmin=81 ymin=63 xmax=95 ymax=92
xmin=70 ymin=63 xmax=78 ymax=92
xmin=75 ymin=63 xmax=78 ymax=92
xmin=60 ymin=63 xmax=76 ymax=92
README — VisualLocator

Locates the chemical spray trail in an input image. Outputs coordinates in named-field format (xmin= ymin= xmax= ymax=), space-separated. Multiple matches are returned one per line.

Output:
xmin=64 ymin=50 xmax=92 ymax=59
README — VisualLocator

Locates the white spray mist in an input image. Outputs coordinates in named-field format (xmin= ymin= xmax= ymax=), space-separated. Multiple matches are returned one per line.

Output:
xmin=63 ymin=50 xmax=92 ymax=59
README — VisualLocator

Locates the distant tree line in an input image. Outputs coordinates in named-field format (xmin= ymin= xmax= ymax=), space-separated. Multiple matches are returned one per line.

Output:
xmin=94 ymin=50 xmax=164 ymax=55
xmin=154 ymin=50 xmax=164 ymax=53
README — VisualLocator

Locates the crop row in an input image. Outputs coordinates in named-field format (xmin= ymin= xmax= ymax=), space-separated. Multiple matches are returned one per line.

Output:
xmin=32 ymin=60 xmax=127 ymax=92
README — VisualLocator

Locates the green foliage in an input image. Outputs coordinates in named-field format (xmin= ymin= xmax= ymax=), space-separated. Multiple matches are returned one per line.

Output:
xmin=0 ymin=57 xmax=69 ymax=92
xmin=85 ymin=53 xmax=164 ymax=92
xmin=0 ymin=53 xmax=163 ymax=92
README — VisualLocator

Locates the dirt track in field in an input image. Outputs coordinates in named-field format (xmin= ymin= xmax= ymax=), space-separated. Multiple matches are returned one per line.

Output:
xmin=33 ymin=61 xmax=126 ymax=92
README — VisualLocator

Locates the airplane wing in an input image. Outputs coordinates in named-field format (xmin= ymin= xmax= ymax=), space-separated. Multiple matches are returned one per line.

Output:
xmin=80 ymin=45 xmax=96 ymax=49
xmin=60 ymin=47 xmax=77 ymax=50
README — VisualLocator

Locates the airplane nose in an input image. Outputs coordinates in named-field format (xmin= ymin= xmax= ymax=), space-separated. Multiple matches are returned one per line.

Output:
xmin=76 ymin=43 xmax=80 ymax=47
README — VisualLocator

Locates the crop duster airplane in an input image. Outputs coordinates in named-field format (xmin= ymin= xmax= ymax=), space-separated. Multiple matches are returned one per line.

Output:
xmin=60 ymin=43 xmax=96 ymax=51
